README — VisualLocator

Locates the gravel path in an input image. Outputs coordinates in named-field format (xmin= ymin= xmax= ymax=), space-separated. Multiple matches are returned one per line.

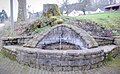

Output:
xmin=0 ymin=54 xmax=120 ymax=74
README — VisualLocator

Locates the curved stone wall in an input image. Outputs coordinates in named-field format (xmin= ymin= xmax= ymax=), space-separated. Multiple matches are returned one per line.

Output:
xmin=16 ymin=47 xmax=104 ymax=71
xmin=24 ymin=24 xmax=98 ymax=49
xmin=2 ymin=45 xmax=119 ymax=71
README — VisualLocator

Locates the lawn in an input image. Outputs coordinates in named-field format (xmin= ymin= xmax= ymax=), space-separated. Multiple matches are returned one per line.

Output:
xmin=58 ymin=11 xmax=120 ymax=29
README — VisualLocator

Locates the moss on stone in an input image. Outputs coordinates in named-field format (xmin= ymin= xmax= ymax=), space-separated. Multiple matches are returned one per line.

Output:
xmin=53 ymin=4 xmax=61 ymax=16
xmin=48 ymin=16 xmax=63 ymax=26
xmin=31 ymin=4 xmax=63 ymax=32
xmin=54 ymin=19 xmax=63 ymax=24
xmin=1 ymin=49 xmax=16 ymax=61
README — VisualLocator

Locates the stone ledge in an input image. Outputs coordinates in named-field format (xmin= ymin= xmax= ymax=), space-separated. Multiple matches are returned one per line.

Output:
xmin=93 ymin=36 xmax=114 ymax=46
xmin=2 ymin=36 xmax=33 ymax=46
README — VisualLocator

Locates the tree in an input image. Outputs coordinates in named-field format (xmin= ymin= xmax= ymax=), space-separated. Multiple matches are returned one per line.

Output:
xmin=78 ymin=0 xmax=84 ymax=3
xmin=108 ymin=0 xmax=116 ymax=4
xmin=62 ymin=0 xmax=69 ymax=16
xmin=17 ymin=0 xmax=27 ymax=21
xmin=77 ymin=0 xmax=91 ymax=15
xmin=42 ymin=4 xmax=61 ymax=18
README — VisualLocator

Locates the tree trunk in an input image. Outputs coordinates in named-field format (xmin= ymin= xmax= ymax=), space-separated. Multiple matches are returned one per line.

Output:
xmin=17 ymin=0 xmax=27 ymax=22
xmin=42 ymin=4 xmax=61 ymax=18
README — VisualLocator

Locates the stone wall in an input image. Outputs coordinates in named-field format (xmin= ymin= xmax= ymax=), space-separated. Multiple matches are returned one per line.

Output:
xmin=43 ymin=43 xmax=81 ymax=50
xmin=2 ymin=47 xmax=17 ymax=61
xmin=69 ymin=20 xmax=112 ymax=37
xmin=2 ymin=45 xmax=118 ymax=71
xmin=15 ymin=20 xmax=35 ymax=36
xmin=16 ymin=47 xmax=104 ymax=71
xmin=114 ymin=36 xmax=120 ymax=47
xmin=2 ymin=36 xmax=33 ymax=46
xmin=36 ymin=26 xmax=86 ymax=49
xmin=104 ymin=46 xmax=119 ymax=58
xmin=113 ymin=36 xmax=120 ymax=54
xmin=93 ymin=36 xmax=114 ymax=46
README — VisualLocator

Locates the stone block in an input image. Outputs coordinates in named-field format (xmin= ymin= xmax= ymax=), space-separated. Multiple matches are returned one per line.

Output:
xmin=40 ymin=66 xmax=47 ymax=70
xmin=113 ymin=36 xmax=120 ymax=46
xmin=72 ymin=67 xmax=80 ymax=71
xmin=53 ymin=67 xmax=62 ymax=71
xmin=46 ymin=66 xmax=53 ymax=71
xmin=76 ymin=60 xmax=84 ymax=66
xmin=70 ymin=61 xmax=79 ymax=66
xmin=62 ymin=67 xmax=72 ymax=71
xmin=86 ymin=65 xmax=91 ymax=70
xmin=37 ymin=54 xmax=46 ymax=59
xmin=60 ymin=61 xmax=69 ymax=66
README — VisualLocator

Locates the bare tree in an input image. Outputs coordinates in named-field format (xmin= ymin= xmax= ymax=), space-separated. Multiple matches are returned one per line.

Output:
xmin=78 ymin=0 xmax=91 ymax=15
xmin=62 ymin=0 xmax=69 ymax=16
xmin=78 ymin=0 xmax=84 ymax=3
xmin=108 ymin=0 xmax=116 ymax=4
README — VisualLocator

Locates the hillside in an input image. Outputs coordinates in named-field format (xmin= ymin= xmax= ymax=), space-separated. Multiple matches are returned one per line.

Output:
xmin=75 ymin=11 xmax=120 ymax=29
xmin=14 ymin=11 xmax=120 ymax=37
xmin=58 ymin=11 xmax=120 ymax=29
xmin=58 ymin=11 xmax=120 ymax=36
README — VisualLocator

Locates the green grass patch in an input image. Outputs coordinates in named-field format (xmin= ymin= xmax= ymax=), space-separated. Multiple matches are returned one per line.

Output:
xmin=105 ymin=54 xmax=120 ymax=67
xmin=33 ymin=26 xmax=51 ymax=34
xmin=58 ymin=11 xmax=120 ymax=29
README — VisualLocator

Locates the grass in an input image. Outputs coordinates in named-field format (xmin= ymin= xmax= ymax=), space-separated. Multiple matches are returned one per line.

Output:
xmin=33 ymin=26 xmax=51 ymax=34
xmin=106 ymin=55 xmax=120 ymax=67
xmin=58 ymin=11 xmax=120 ymax=29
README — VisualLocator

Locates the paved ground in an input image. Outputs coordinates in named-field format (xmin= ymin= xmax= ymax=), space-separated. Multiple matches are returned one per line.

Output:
xmin=0 ymin=54 xmax=120 ymax=74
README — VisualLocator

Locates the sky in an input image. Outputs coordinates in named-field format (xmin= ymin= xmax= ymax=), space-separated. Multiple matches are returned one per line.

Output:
xmin=0 ymin=0 xmax=77 ymax=21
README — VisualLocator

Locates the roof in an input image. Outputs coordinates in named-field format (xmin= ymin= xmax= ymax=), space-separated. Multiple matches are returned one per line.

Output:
xmin=104 ymin=3 xmax=120 ymax=8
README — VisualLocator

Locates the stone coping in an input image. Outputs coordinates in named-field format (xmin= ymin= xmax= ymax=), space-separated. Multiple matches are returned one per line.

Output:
xmin=1 ymin=36 xmax=33 ymax=40
xmin=3 ymin=45 xmax=117 ymax=54
xmin=93 ymin=36 xmax=114 ymax=40
xmin=113 ymin=36 xmax=120 ymax=39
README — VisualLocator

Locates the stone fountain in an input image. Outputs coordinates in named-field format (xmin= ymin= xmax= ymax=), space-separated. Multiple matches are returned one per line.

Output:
xmin=2 ymin=24 xmax=119 ymax=71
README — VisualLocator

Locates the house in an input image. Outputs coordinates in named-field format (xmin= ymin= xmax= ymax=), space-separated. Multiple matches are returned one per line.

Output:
xmin=96 ymin=8 xmax=104 ymax=13
xmin=67 ymin=8 xmax=104 ymax=16
xmin=104 ymin=3 xmax=120 ymax=11
xmin=68 ymin=10 xmax=84 ymax=16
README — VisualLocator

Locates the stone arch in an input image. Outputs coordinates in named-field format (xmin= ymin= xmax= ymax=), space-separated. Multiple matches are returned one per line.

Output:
xmin=24 ymin=24 xmax=98 ymax=49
